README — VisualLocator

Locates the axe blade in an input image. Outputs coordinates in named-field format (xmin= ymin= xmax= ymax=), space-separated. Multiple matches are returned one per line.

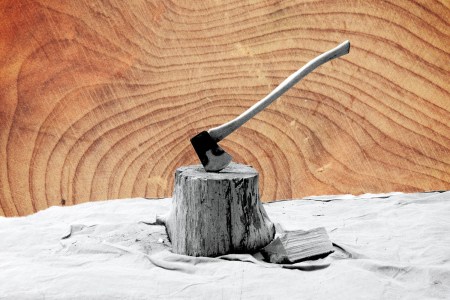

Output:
xmin=190 ymin=131 xmax=232 ymax=172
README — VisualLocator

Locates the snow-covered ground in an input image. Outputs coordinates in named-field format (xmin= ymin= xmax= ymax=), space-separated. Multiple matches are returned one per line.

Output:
xmin=1 ymin=192 xmax=449 ymax=299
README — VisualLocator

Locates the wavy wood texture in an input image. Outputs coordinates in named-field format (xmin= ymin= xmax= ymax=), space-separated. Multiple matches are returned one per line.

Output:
xmin=1 ymin=0 xmax=449 ymax=217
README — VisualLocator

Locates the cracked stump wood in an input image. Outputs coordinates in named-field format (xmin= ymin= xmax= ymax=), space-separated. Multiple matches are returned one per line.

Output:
xmin=160 ymin=163 xmax=275 ymax=257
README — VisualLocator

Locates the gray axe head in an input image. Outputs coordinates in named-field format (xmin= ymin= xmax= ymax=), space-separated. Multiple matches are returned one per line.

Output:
xmin=190 ymin=131 xmax=232 ymax=172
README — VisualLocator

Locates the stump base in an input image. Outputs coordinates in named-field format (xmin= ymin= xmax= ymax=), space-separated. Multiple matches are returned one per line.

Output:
xmin=162 ymin=163 xmax=275 ymax=257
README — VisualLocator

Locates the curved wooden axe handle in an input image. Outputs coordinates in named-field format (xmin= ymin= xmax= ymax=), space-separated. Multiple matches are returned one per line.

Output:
xmin=208 ymin=40 xmax=350 ymax=142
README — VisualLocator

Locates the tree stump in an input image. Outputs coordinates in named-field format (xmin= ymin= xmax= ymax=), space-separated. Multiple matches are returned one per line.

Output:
xmin=159 ymin=163 xmax=275 ymax=257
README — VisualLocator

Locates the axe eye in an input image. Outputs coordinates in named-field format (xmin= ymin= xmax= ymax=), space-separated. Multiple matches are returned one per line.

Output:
xmin=211 ymin=146 xmax=225 ymax=156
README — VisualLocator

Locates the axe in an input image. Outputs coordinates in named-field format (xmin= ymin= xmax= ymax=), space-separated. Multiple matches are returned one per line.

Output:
xmin=191 ymin=40 xmax=350 ymax=172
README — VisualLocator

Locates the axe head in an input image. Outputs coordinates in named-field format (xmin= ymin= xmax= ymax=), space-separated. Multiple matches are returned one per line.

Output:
xmin=190 ymin=131 xmax=232 ymax=172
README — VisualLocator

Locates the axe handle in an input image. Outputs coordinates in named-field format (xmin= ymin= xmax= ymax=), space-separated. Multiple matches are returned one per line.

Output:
xmin=208 ymin=40 xmax=350 ymax=142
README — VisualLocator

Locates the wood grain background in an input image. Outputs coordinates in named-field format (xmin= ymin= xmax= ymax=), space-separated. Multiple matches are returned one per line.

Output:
xmin=1 ymin=0 xmax=449 ymax=217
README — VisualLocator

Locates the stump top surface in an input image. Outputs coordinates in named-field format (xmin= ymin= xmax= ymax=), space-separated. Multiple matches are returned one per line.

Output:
xmin=176 ymin=162 xmax=258 ymax=180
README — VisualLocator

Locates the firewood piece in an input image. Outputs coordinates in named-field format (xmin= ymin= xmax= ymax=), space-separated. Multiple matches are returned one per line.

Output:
xmin=162 ymin=163 xmax=275 ymax=257
xmin=261 ymin=227 xmax=334 ymax=263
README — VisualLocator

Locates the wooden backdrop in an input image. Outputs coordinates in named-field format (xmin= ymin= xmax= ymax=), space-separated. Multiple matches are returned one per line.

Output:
xmin=1 ymin=0 xmax=449 ymax=217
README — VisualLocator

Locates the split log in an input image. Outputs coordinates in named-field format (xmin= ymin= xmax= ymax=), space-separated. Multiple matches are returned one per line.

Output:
xmin=261 ymin=227 xmax=334 ymax=263
xmin=159 ymin=163 xmax=275 ymax=257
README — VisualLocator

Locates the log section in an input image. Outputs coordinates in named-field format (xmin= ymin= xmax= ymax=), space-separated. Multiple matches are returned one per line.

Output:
xmin=0 ymin=0 xmax=449 ymax=216
xmin=160 ymin=163 xmax=275 ymax=257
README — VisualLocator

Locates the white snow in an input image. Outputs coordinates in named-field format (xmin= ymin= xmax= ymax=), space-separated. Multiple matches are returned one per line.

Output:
xmin=1 ymin=192 xmax=449 ymax=299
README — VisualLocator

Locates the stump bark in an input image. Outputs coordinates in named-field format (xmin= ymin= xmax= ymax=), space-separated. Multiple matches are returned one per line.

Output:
xmin=160 ymin=163 xmax=275 ymax=257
